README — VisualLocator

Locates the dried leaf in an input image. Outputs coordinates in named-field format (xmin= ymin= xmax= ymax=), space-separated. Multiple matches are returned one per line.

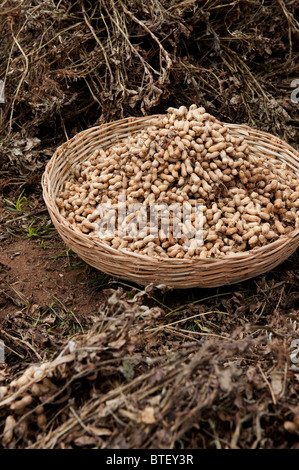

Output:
xmin=118 ymin=360 xmax=135 ymax=381
xmin=108 ymin=337 xmax=127 ymax=350
xmin=215 ymin=365 xmax=233 ymax=393
xmin=86 ymin=425 xmax=112 ymax=437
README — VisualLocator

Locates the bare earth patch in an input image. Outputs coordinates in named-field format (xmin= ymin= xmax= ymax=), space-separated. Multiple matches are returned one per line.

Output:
xmin=0 ymin=0 xmax=299 ymax=450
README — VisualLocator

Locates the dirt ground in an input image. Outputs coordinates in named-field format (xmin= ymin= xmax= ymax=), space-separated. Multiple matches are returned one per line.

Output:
xmin=0 ymin=0 xmax=299 ymax=449
xmin=1 ymin=186 xmax=299 ymax=449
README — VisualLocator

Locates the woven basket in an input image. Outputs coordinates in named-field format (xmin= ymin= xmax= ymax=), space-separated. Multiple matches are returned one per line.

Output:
xmin=42 ymin=116 xmax=299 ymax=289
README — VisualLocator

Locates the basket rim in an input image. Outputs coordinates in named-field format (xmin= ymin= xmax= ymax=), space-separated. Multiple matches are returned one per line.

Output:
xmin=42 ymin=116 xmax=299 ymax=266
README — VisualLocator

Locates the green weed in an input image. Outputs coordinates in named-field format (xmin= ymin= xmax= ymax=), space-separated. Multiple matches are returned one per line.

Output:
xmin=26 ymin=220 xmax=55 ymax=239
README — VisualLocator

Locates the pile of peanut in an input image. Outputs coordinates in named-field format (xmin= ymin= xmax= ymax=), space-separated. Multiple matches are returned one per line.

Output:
xmin=56 ymin=105 xmax=299 ymax=259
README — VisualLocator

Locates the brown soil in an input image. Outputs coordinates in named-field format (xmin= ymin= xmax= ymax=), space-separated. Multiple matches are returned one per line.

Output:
xmin=0 ymin=238 xmax=98 ymax=318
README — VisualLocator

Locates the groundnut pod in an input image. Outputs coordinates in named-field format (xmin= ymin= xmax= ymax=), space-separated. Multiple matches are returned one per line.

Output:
xmin=10 ymin=394 xmax=33 ymax=410
xmin=264 ymin=230 xmax=278 ymax=239
xmin=264 ymin=181 xmax=278 ymax=192
xmin=260 ymin=212 xmax=270 ymax=221
xmin=248 ymin=235 xmax=258 ymax=246
xmin=242 ymin=229 xmax=256 ymax=241
xmin=274 ymin=219 xmax=286 ymax=234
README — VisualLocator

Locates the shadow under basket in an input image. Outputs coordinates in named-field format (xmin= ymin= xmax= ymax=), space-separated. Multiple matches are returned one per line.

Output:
xmin=42 ymin=115 xmax=299 ymax=289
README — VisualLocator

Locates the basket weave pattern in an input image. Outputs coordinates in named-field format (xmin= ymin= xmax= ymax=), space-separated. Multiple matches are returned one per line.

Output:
xmin=42 ymin=116 xmax=299 ymax=288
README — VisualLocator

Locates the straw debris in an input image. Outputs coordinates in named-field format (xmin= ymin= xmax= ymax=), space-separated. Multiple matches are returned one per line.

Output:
xmin=0 ymin=286 xmax=298 ymax=449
